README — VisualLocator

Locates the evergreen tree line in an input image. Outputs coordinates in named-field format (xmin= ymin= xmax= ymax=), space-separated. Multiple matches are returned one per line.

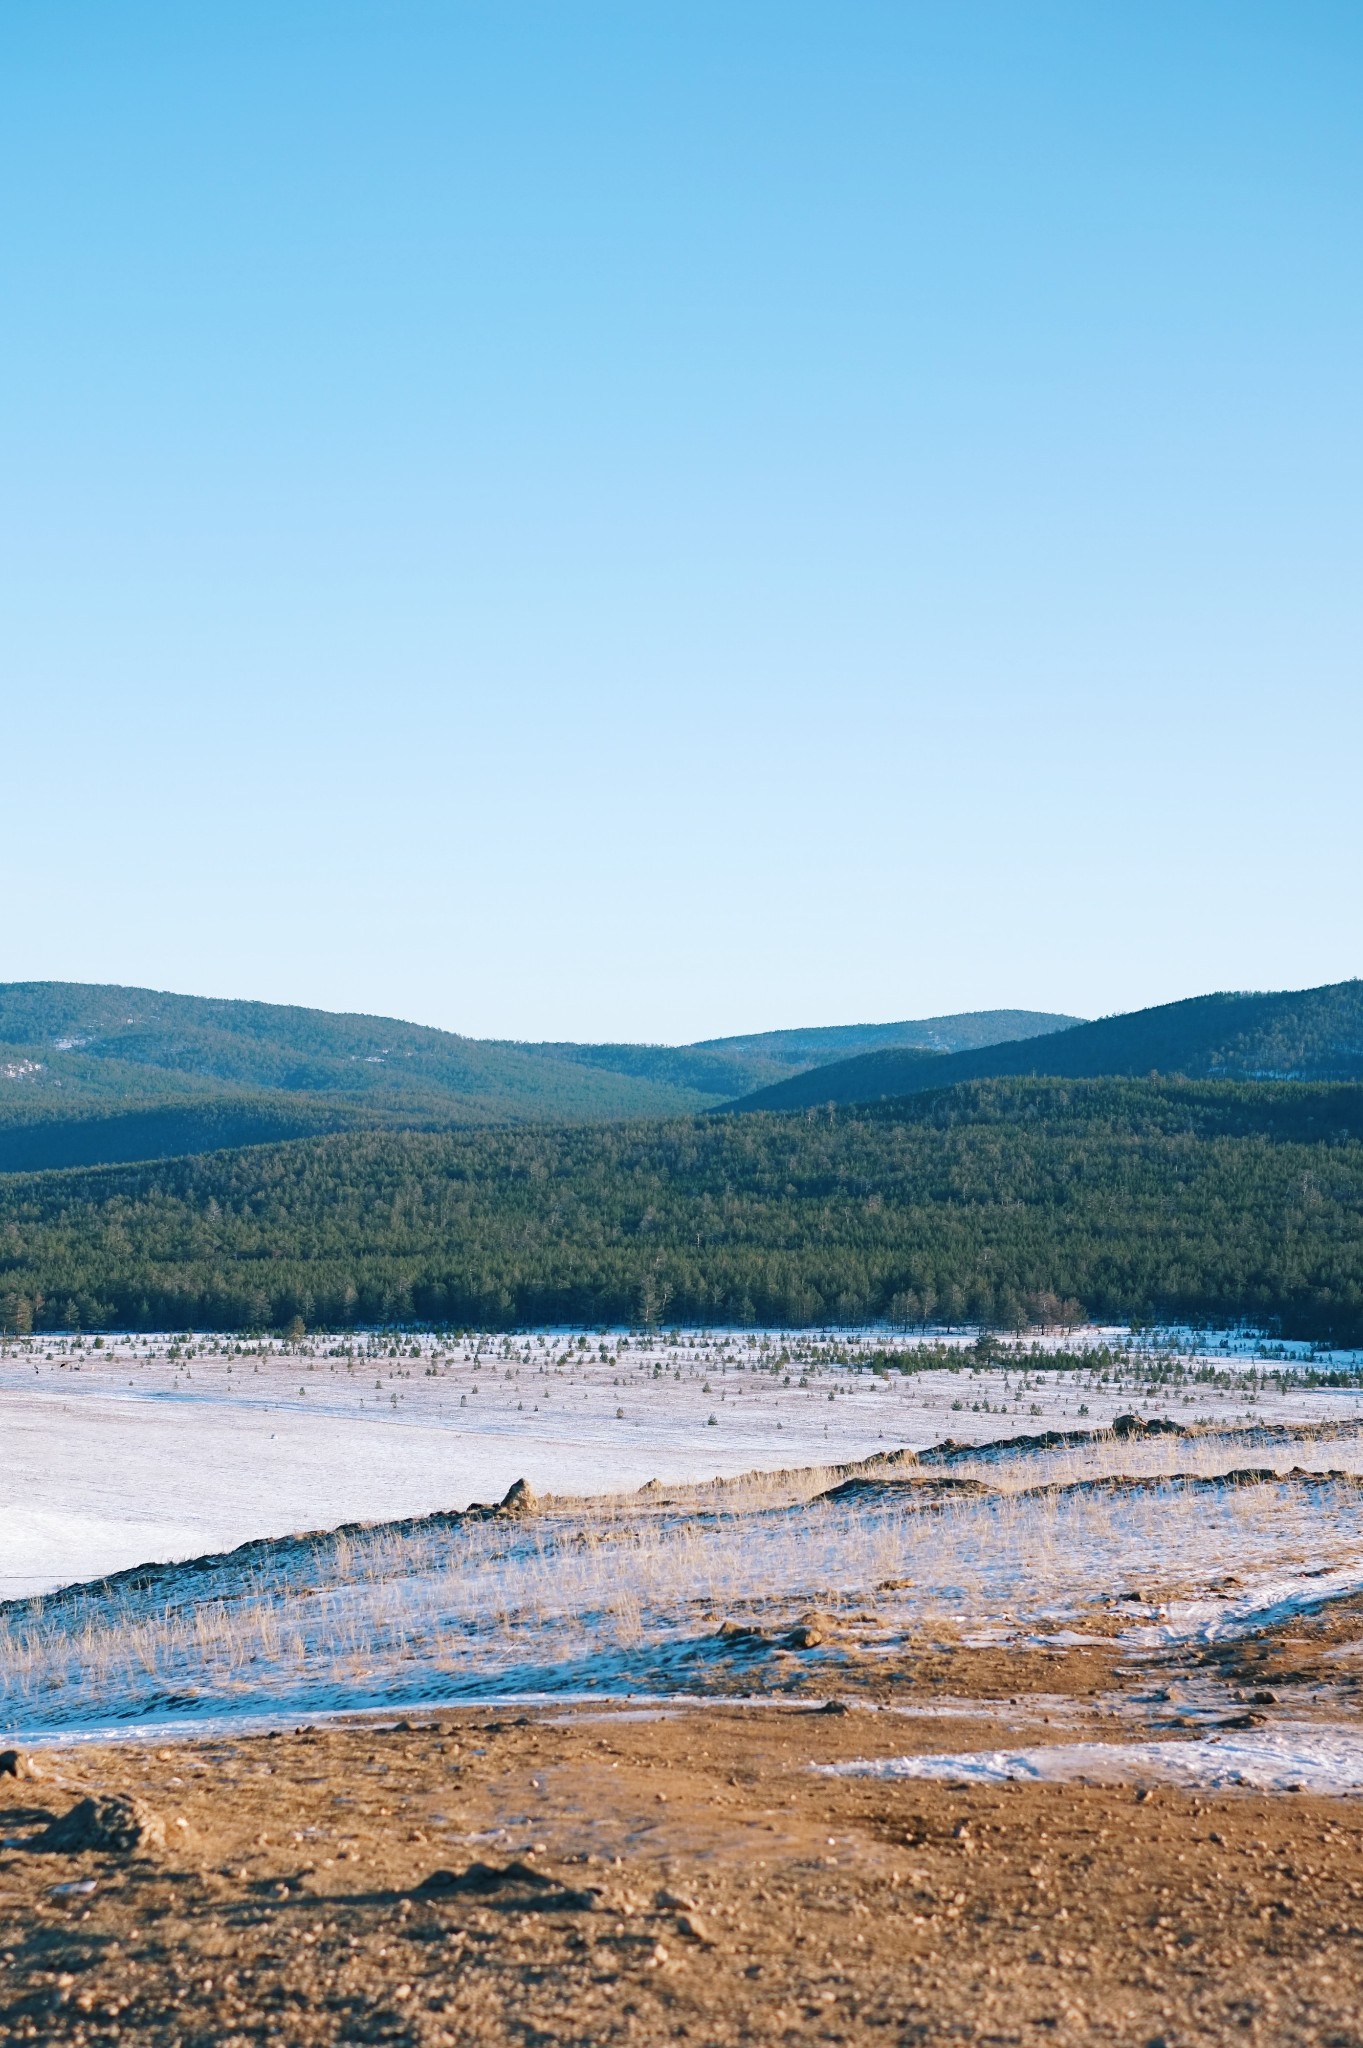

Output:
xmin=2 ymin=1077 xmax=1362 ymax=1340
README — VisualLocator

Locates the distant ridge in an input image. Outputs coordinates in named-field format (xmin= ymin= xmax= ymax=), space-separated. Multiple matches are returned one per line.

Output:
xmin=689 ymin=1008 xmax=1078 ymax=1063
xmin=0 ymin=983 xmax=1078 ymax=1172
xmin=724 ymin=981 xmax=1363 ymax=1113
xmin=517 ymin=1007 xmax=1078 ymax=1099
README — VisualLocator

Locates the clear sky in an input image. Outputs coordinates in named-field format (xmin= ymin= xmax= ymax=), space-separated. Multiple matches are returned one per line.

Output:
xmin=4 ymin=2 xmax=1361 ymax=1044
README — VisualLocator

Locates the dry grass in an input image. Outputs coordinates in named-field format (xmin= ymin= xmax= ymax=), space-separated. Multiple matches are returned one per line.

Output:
xmin=5 ymin=1426 xmax=1363 ymax=1729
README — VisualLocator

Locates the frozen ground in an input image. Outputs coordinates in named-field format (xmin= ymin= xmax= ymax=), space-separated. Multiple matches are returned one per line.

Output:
xmin=821 ymin=1723 xmax=1363 ymax=1794
xmin=2 ymin=1323 xmax=1361 ymax=1598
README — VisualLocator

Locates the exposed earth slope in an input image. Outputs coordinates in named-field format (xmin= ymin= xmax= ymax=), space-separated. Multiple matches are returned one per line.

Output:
xmin=4 ymin=1698 xmax=1361 ymax=2048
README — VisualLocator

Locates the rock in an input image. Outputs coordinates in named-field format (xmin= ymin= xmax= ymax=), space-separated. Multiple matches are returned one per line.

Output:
xmin=1112 ymin=1413 xmax=1185 ymax=1438
xmin=715 ymin=1620 xmax=771 ymax=1648
xmin=0 ymin=1750 xmax=41 ymax=1780
xmin=463 ymin=1479 xmax=536 ymax=1518
xmin=34 ymin=1795 xmax=166 ymax=1855
xmin=812 ymin=1698 xmax=849 ymax=1715
xmin=786 ymin=1624 xmax=824 ymax=1650
xmin=655 ymin=1887 xmax=698 ymax=1911
xmin=420 ymin=1858 xmax=552 ymax=1895
xmin=818 ymin=1475 xmax=991 ymax=1505
xmin=674 ymin=1911 xmax=716 ymax=1945
xmin=415 ymin=1860 xmax=597 ymax=1911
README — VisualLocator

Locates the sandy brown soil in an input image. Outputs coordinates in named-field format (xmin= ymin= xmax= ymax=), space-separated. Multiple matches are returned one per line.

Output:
xmin=5 ymin=1629 xmax=1363 ymax=2048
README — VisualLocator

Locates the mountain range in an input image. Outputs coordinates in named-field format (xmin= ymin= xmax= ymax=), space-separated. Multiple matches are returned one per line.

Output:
xmin=0 ymin=984 xmax=1075 ymax=1173
xmin=2 ymin=977 xmax=1360 ymax=1178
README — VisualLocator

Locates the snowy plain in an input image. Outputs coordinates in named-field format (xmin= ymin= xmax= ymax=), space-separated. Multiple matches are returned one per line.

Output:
xmin=3 ymin=1323 xmax=1361 ymax=1599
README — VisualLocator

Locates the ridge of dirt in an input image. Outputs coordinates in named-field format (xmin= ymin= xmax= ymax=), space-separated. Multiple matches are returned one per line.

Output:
xmin=0 ymin=1481 xmax=538 ymax=1621
xmin=922 ymin=1413 xmax=1363 ymax=1465
xmin=816 ymin=1465 xmax=1363 ymax=1510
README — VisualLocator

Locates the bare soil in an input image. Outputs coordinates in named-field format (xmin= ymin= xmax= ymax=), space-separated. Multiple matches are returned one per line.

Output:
xmin=5 ymin=1616 xmax=1363 ymax=2048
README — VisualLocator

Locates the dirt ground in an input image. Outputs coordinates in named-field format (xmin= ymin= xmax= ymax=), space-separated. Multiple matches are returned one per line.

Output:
xmin=5 ymin=1616 xmax=1363 ymax=2048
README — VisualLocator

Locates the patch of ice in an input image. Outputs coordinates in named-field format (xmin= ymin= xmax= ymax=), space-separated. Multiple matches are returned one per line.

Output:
xmin=820 ymin=1723 xmax=1363 ymax=1794
xmin=883 ymin=1695 xmax=1088 ymax=1724
xmin=1127 ymin=1564 xmax=1363 ymax=1647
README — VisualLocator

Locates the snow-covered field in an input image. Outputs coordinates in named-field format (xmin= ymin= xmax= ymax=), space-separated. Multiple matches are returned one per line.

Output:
xmin=3 ymin=1323 xmax=1360 ymax=1600
xmin=6 ymin=1324 xmax=1363 ymax=1765
xmin=3 ymin=1336 xmax=1363 ymax=1741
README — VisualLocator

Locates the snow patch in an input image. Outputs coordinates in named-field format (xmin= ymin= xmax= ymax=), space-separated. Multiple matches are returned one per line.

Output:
xmin=820 ymin=1724 xmax=1363 ymax=1795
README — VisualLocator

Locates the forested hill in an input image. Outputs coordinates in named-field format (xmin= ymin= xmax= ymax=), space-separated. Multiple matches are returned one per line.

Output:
xmin=0 ymin=983 xmax=1076 ymax=1172
xmin=690 ymin=1009 xmax=1080 ymax=1062
xmin=3 ymin=1076 xmax=1361 ymax=1344
xmin=728 ymin=981 xmax=1363 ymax=1112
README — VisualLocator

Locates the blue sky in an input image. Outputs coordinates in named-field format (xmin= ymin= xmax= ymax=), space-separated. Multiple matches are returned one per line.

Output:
xmin=4 ymin=2 xmax=1361 ymax=1042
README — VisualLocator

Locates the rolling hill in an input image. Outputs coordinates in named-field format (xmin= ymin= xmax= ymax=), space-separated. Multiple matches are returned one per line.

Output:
xmin=0 ymin=984 xmax=1077 ymax=1172
xmin=726 ymin=981 xmax=1363 ymax=1113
